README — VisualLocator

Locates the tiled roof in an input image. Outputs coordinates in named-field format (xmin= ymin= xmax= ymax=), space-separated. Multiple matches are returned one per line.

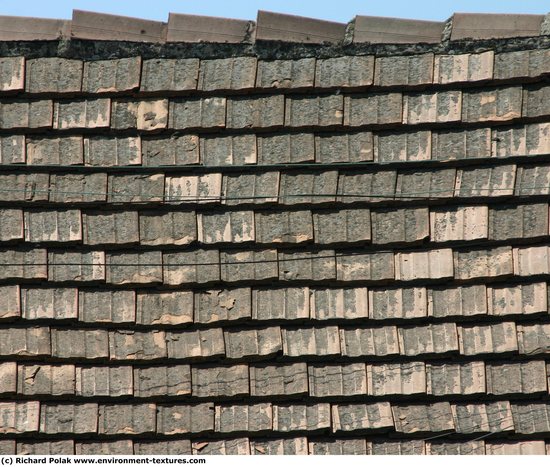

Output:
xmin=0 ymin=8 xmax=550 ymax=456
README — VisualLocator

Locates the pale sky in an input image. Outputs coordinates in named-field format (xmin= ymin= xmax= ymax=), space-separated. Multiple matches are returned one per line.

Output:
xmin=2 ymin=0 xmax=548 ymax=23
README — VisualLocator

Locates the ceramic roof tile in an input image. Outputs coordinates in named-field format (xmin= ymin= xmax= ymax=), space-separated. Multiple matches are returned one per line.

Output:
xmin=367 ymin=362 xmax=426 ymax=396
xmin=392 ymin=402 xmax=454 ymax=434
xmin=157 ymin=403 xmax=215 ymax=435
xmin=438 ymin=278 xmax=486 ymax=317
xmin=458 ymin=322 xmax=518 ymax=355
xmin=316 ymin=132 xmax=374 ymax=163
xmin=340 ymin=326 xmax=400 ymax=357
xmin=426 ymin=362 xmax=486 ymax=396
xmin=17 ymin=364 xmax=75 ymax=396
xmin=282 ymin=326 xmax=341 ymax=357
xmin=215 ymin=403 xmax=272 ymax=433
xmin=451 ymin=401 xmax=513 ymax=434
xmin=76 ymin=440 xmax=134 ymax=455
xmin=195 ymin=288 xmax=251 ymax=324
xmin=141 ymin=135 xmax=199 ymax=166
xmin=140 ymin=58 xmax=199 ymax=92
xmin=0 ymin=285 xmax=20 ymax=320
xmin=84 ymin=136 xmax=141 ymax=166
xmin=256 ymin=210 xmax=313 ymax=244
xmin=272 ymin=403 xmax=331 ymax=432
xmin=308 ymin=363 xmax=366 ymax=397
xmin=134 ymin=365 xmax=191 ymax=397
xmin=369 ymin=287 xmax=427 ymax=320
xmin=191 ymin=365 xmax=249 ymax=398
xmin=40 ymin=403 xmax=98 ymax=434
xmin=75 ymin=366 xmax=133 ymax=397
xmin=136 ymin=290 xmax=193 ymax=325
xmin=256 ymin=58 xmax=315 ymax=90
xmin=250 ymin=363 xmax=308 ymax=397
xmin=310 ymin=287 xmax=368 ymax=320
xmin=374 ymin=131 xmax=430 ymax=163
xmin=487 ymin=282 xmax=547 ymax=316
xmin=369 ymin=440 xmax=425 ymax=455
xmin=313 ymin=208 xmax=372 ymax=244
xmin=224 ymin=327 xmax=282 ymax=359
xmin=98 ymin=404 xmax=156 ymax=435
xmin=0 ymin=401 xmax=40 ymax=434
xmin=17 ymin=441 xmax=75 ymax=455
xmin=27 ymin=136 xmax=83 ymax=165
xmin=21 ymin=287 xmax=78 ymax=320
xmin=252 ymin=287 xmax=310 ymax=321
xmin=0 ymin=135 xmax=25 ymax=164
xmin=82 ymin=57 xmax=141 ymax=93
xmin=434 ymin=51 xmax=494 ymax=84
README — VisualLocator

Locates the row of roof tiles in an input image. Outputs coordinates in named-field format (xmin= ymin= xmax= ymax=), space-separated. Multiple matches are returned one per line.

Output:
xmin=0 ymin=203 xmax=548 ymax=247
xmin=0 ymin=50 xmax=548 ymax=95
xmin=3 ymin=399 xmax=550 ymax=437
xmin=1 ymin=121 xmax=549 ymax=166
xmin=0 ymin=280 xmax=546 ymax=324
xmin=2 ymin=244 xmax=550 ymax=284
xmin=1 ymin=163 xmax=547 ymax=206
xmin=1 ymin=359 xmax=549 ymax=399
xmin=1 ymin=321 xmax=549 ymax=360
xmin=3 ymin=245 xmax=550 ymax=284
xmin=0 ymin=438 xmax=547 ymax=456
xmin=0 ymin=85 xmax=549 ymax=131
xmin=0 ymin=10 xmax=549 ymax=44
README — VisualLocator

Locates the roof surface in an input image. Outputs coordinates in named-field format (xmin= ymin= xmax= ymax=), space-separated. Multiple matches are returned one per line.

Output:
xmin=0 ymin=8 xmax=549 ymax=456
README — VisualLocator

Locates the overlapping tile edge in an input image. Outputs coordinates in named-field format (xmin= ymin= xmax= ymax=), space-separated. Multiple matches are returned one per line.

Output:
xmin=0 ymin=8 xmax=550 ymax=456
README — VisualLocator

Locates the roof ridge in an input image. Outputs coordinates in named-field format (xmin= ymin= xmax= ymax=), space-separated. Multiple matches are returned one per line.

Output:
xmin=0 ymin=10 xmax=547 ymax=44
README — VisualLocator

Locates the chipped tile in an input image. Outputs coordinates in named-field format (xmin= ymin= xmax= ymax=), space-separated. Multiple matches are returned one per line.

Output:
xmin=195 ymin=288 xmax=251 ymax=324
xmin=363 ymin=368 xmax=416 ymax=404
xmin=53 ymin=99 xmax=110 ymax=129
xmin=136 ymin=290 xmax=193 ymax=325
xmin=98 ymin=404 xmax=156 ymax=435
xmin=224 ymin=327 xmax=282 ymax=359
xmin=198 ymin=211 xmax=255 ymax=243
xmin=280 ymin=250 xmax=336 ymax=281
xmin=250 ymin=363 xmax=308 ymax=397
xmin=393 ymin=402 xmax=454 ymax=433
xmin=462 ymin=87 xmax=522 ymax=122
xmin=83 ymin=57 xmax=141 ymax=93
xmin=17 ymin=364 xmax=75 ymax=396
xmin=215 ymin=403 xmax=272 ymax=433
xmin=191 ymin=365 xmax=249 ymax=398
xmin=109 ymin=330 xmax=167 ymax=361
xmin=487 ymin=282 xmax=547 ymax=316
xmin=163 ymin=249 xmax=220 ymax=285
xmin=374 ymin=54 xmax=433 ymax=86
xmin=256 ymin=58 xmax=315 ymax=89
xmin=111 ymin=99 xmax=168 ymax=130
xmin=166 ymin=328 xmax=224 ymax=360
xmin=157 ymin=404 xmax=215 ymax=434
